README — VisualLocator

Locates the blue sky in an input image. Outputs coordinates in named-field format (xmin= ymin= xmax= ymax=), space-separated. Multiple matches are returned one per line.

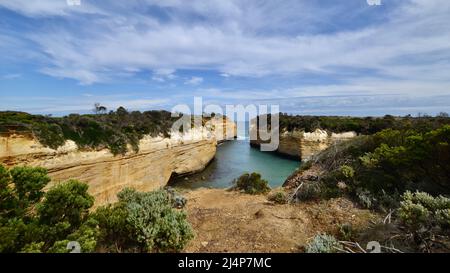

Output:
xmin=0 ymin=0 xmax=449 ymax=116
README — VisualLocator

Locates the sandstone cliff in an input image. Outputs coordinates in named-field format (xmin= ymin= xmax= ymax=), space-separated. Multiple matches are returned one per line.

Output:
xmin=0 ymin=118 xmax=237 ymax=206
xmin=250 ymin=128 xmax=356 ymax=162
xmin=209 ymin=117 xmax=237 ymax=143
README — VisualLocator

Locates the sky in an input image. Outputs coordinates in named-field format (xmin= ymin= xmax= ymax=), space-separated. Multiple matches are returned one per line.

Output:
xmin=0 ymin=0 xmax=449 ymax=116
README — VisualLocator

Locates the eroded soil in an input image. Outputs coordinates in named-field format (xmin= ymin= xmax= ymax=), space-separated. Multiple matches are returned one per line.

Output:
xmin=183 ymin=188 xmax=378 ymax=253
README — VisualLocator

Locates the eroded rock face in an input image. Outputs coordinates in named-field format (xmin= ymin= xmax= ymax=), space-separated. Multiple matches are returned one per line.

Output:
xmin=250 ymin=128 xmax=356 ymax=161
xmin=300 ymin=129 xmax=356 ymax=161
xmin=0 ymin=119 xmax=237 ymax=206
xmin=209 ymin=117 xmax=237 ymax=143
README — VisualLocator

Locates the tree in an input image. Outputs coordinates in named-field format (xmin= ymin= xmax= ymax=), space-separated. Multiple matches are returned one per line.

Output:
xmin=116 ymin=106 xmax=128 ymax=117
xmin=438 ymin=112 xmax=449 ymax=118
xmin=93 ymin=103 xmax=107 ymax=114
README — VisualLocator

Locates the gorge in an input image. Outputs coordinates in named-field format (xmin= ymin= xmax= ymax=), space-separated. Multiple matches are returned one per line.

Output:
xmin=0 ymin=117 xmax=236 ymax=206
xmin=0 ymin=113 xmax=362 ymax=206
xmin=250 ymin=127 xmax=357 ymax=162
xmin=2 ymin=112 xmax=450 ymax=253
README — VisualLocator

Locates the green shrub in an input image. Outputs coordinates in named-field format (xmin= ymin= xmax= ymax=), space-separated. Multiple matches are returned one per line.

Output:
xmin=268 ymin=190 xmax=288 ymax=204
xmin=356 ymin=189 xmax=376 ymax=209
xmin=306 ymin=234 xmax=341 ymax=253
xmin=93 ymin=203 xmax=137 ymax=252
xmin=94 ymin=188 xmax=194 ymax=253
xmin=0 ymin=165 xmax=98 ymax=253
xmin=0 ymin=165 xmax=195 ymax=253
xmin=232 ymin=173 xmax=271 ymax=194
xmin=47 ymin=218 xmax=99 ymax=253
xmin=340 ymin=165 xmax=355 ymax=179
xmin=0 ymin=110 xmax=181 ymax=155
xmin=120 ymin=188 xmax=194 ymax=252
xmin=19 ymin=242 xmax=45 ymax=253
xmin=436 ymin=209 xmax=450 ymax=228
xmin=38 ymin=180 xmax=94 ymax=228
xmin=295 ymin=182 xmax=325 ymax=201
xmin=398 ymin=199 xmax=430 ymax=228
xmin=338 ymin=223 xmax=354 ymax=241
xmin=302 ymin=125 xmax=450 ymax=210
xmin=2 ymin=166 xmax=50 ymax=219
xmin=32 ymin=123 xmax=65 ymax=150
xmin=275 ymin=113 xmax=450 ymax=135
xmin=398 ymin=191 xmax=450 ymax=231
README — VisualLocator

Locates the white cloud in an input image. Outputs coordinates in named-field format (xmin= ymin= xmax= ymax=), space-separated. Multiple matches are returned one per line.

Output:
xmin=0 ymin=0 xmax=102 ymax=17
xmin=151 ymin=68 xmax=176 ymax=82
xmin=184 ymin=76 xmax=203 ymax=85
xmin=0 ymin=0 xmax=449 ymax=100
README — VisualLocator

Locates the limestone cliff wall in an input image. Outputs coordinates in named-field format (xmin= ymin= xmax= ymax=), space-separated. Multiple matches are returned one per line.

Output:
xmin=250 ymin=128 xmax=356 ymax=162
xmin=300 ymin=130 xmax=356 ymax=161
xmin=0 ymin=119 xmax=237 ymax=206
xmin=209 ymin=117 xmax=237 ymax=143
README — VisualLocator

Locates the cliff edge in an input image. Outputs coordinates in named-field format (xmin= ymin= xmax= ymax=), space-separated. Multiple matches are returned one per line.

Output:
xmin=0 ymin=118 xmax=237 ymax=206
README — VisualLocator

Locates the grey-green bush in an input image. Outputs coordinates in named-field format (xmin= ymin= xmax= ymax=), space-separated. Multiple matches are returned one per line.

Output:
xmin=119 ymin=188 xmax=194 ymax=252
xmin=306 ymin=234 xmax=341 ymax=253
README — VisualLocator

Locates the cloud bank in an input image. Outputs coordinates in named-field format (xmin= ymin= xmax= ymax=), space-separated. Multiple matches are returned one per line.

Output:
xmin=0 ymin=0 xmax=449 ymax=115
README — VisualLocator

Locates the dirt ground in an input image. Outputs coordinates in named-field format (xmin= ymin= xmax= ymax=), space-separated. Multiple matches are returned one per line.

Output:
xmin=182 ymin=188 xmax=378 ymax=253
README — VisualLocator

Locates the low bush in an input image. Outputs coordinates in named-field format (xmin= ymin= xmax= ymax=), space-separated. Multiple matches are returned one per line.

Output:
xmin=295 ymin=182 xmax=326 ymax=201
xmin=94 ymin=188 xmax=194 ymax=253
xmin=306 ymin=234 xmax=341 ymax=253
xmin=232 ymin=173 xmax=271 ymax=195
xmin=298 ymin=125 xmax=450 ymax=210
xmin=0 ymin=110 xmax=180 ymax=155
xmin=398 ymin=191 xmax=450 ymax=231
xmin=0 ymin=165 xmax=97 ymax=253
xmin=124 ymin=189 xmax=194 ymax=252
xmin=0 ymin=165 xmax=194 ymax=253
xmin=258 ymin=113 xmax=450 ymax=135
xmin=267 ymin=190 xmax=288 ymax=204
xmin=338 ymin=223 xmax=355 ymax=241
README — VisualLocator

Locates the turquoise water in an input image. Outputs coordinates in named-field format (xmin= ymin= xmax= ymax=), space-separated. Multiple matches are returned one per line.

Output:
xmin=170 ymin=139 xmax=300 ymax=189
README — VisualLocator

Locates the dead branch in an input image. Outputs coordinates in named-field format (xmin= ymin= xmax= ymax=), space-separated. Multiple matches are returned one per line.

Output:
xmin=380 ymin=245 xmax=403 ymax=253
xmin=383 ymin=209 xmax=395 ymax=224
xmin=289 ymin=182 xmax=304 ymax=203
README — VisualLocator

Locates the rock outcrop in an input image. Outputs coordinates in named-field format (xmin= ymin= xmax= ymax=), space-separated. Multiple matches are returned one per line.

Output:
xmin=209 ymin=117 xmax=237 ymax=143
xmin=250 ymin=128 xmax=356 ymax=161
xmin=0 ymin=118 xmax=237 ymax=206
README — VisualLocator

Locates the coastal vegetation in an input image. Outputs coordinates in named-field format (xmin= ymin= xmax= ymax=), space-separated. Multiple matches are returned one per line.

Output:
xmin=289 ymin=123 xmax=450 ymax=252
xmin=306 ymin=234 xmax=341 ymax=253
xmin=303 ymin=191 xmax=450 ymax=253
xmin=267 ymin=190 xmax=289 ymax=204
xmin=0 ymin=109 xmax=179 ymax=155
xmin=2 ymin=110 xmax=450 ymax=253
xmin=94 ymin=188 xmax=193 ymax=253
xmin=231 ymin=172 xmax=271 ymax=195
xmin=292 ymin=125 xmax=450 ymax=208
xmin=0 ymin=165 xmax=193 ymax=253
xmin=258 ymin=112 xmax=450 ymax=134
